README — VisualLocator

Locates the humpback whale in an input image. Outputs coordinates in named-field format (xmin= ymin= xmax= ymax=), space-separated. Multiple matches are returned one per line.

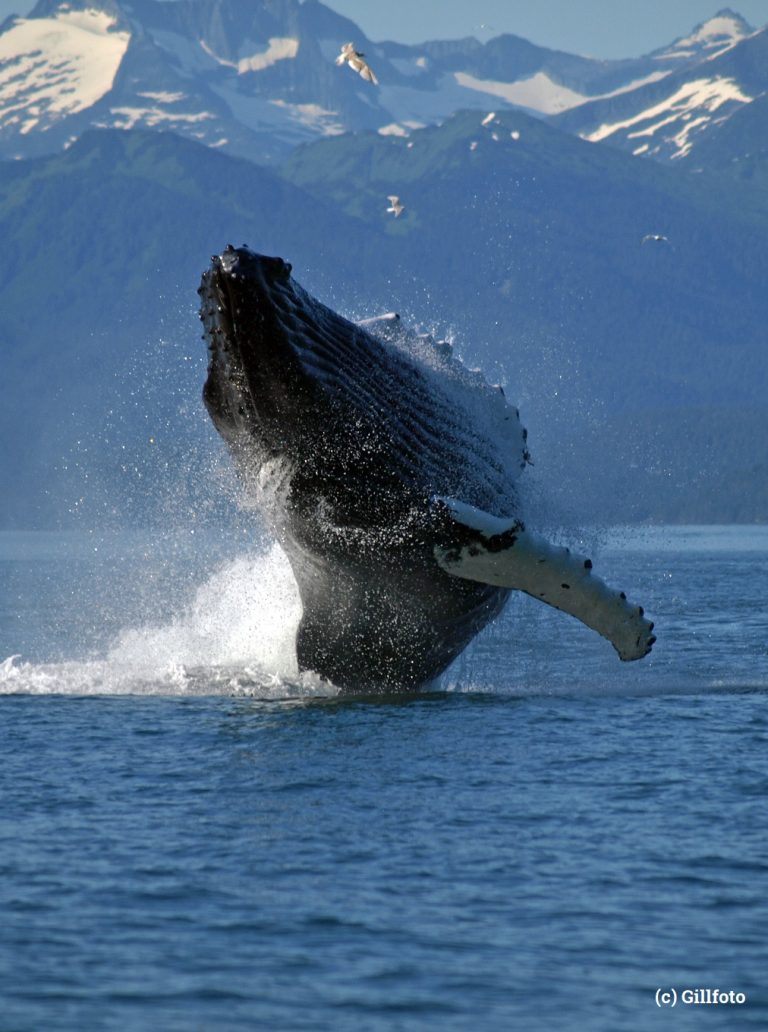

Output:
xmin=198 ymin=246 xmax=655 ymax=691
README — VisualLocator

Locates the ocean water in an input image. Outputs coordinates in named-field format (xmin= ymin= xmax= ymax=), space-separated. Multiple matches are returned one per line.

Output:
xmin=1 ymin=524 xmax=767 ymax=1031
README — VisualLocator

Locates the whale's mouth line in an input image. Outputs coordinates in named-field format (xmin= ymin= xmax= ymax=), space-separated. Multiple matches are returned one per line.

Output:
xmin=199 ymin=260 xmax=236 ymax=356
xmin=199 ymin=255 xmax=269 ymax=416
xmin=199 ymin=248 xmax=297 ymax=374
xmin=199 ymin=254 xmax=266 ymax=462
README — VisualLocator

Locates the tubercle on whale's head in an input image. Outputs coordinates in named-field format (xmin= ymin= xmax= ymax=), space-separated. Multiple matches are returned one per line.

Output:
xmin=218 ymin=243 xmax=293 ymax=286
xmin=198 ymin=245 xmax=310 ymax=460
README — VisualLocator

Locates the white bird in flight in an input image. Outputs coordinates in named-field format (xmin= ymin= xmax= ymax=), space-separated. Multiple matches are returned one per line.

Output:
xmin=642 ymin=233 xmax=669 ymax=244
xmin=335 ymin=42 xmax=379 ymax=85
xmin=386 ymin=195 xmax=404 ymax=218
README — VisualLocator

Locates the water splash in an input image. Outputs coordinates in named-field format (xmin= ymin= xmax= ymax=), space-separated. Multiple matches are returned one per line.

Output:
xmin=0 ymin=545 xmax=338 ymax=700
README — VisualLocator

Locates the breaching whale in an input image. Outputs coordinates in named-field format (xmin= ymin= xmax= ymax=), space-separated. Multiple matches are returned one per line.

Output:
xmin=198 ymin=246 xmax=655 ymax=691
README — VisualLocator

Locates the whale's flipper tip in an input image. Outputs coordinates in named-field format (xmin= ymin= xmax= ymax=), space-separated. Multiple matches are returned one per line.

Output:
xmin=433 ymin=496 xmax=655 ymax=662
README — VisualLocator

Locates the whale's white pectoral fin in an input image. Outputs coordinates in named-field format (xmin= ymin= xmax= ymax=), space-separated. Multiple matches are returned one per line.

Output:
xmin=433 ymin=497 xmax=655 ymax=661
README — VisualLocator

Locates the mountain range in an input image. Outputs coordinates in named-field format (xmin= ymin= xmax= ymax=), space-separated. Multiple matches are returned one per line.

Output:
xmin=554 ymin=14 xmax=768 ymax=163
xmin=1 ymin=1 xmax=767 ymax=527
xmin=1 ymin=1 xmax=765 ymax=165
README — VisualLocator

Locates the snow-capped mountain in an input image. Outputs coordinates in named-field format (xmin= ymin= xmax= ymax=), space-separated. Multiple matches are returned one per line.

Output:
xmin=554 ymin=10 xmax=768 ymax=162
xmin=1 ymin=0 xmax=762 ymax=164
xmin=652 ymin=8 xmax=752 ymax=61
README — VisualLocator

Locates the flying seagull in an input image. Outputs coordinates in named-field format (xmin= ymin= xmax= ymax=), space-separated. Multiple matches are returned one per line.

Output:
xmin=386 ymin=195 xmax=404 ymax=218
xmin=642 ymin=233 xmax=669 ymax=244
xmin=335 ymin=42 xmax=379 ymax=85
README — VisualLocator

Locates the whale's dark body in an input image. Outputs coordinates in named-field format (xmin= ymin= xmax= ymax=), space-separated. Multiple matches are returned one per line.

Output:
xmin=199 ymin=247 xmax=654 ymax=691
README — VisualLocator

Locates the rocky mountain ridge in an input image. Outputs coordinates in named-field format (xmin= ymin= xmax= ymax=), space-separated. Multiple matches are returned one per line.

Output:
xmin=0 ymin=0 xmax=762 ymax=163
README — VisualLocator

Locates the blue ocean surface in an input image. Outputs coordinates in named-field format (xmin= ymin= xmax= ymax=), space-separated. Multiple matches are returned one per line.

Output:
xmin=1 ymin=524 xmax=767 ymax=1030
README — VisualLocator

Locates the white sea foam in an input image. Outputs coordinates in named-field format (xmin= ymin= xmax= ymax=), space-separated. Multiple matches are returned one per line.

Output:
xmin=0 ymin=545 xmax=338 ymax=699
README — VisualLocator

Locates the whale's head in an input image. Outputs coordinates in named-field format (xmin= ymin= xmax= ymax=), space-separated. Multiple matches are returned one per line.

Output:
xmin=199 ymin=246 xmax=310 ymax=469
xmin=200 ymin=244 xmax=428 ymax=531
xmin=199 ymin=246 xmax=528 ymax=528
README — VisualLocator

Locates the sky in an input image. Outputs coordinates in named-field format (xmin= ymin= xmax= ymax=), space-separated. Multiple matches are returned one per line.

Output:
xmin=327 ymin=0 xmax=768 ymax=56
xmin=1 ymin=0 xmax=767 ymax=58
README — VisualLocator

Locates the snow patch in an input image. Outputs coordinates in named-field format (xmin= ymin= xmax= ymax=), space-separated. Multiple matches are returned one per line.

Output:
xmin=204 ymin=74 xmax=345 ymax=140
xmin=103 ymin=105 xmax=214 ymax=130
xmin=138 ymin=90 xmax=186 ymax=103
xmin=653 ymin=13 xmax=753 ymax=65
xmin=0 ymin=8 xmax=130 ymax=131
xmin=454 ymin=71 xmax=586 ymax=115
xmin=586 ymin=76 xmax=753 ymax=158
xmin=239 ymin=37 xmax=299 ymax=73
xmin=378 ymin=120 xmax=424 ymax=136
xmin=666 ymin=13 xmax=750 ymax=58
xmin=379 ymin=122 xmax=409 ymax=136
xmin=658 ymin=49 xmax=697 ymax=61
xmin=268 ymin=99 xmax=345 ymax=136
xmin=200 ymin=37 xmax=299 ymax=74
